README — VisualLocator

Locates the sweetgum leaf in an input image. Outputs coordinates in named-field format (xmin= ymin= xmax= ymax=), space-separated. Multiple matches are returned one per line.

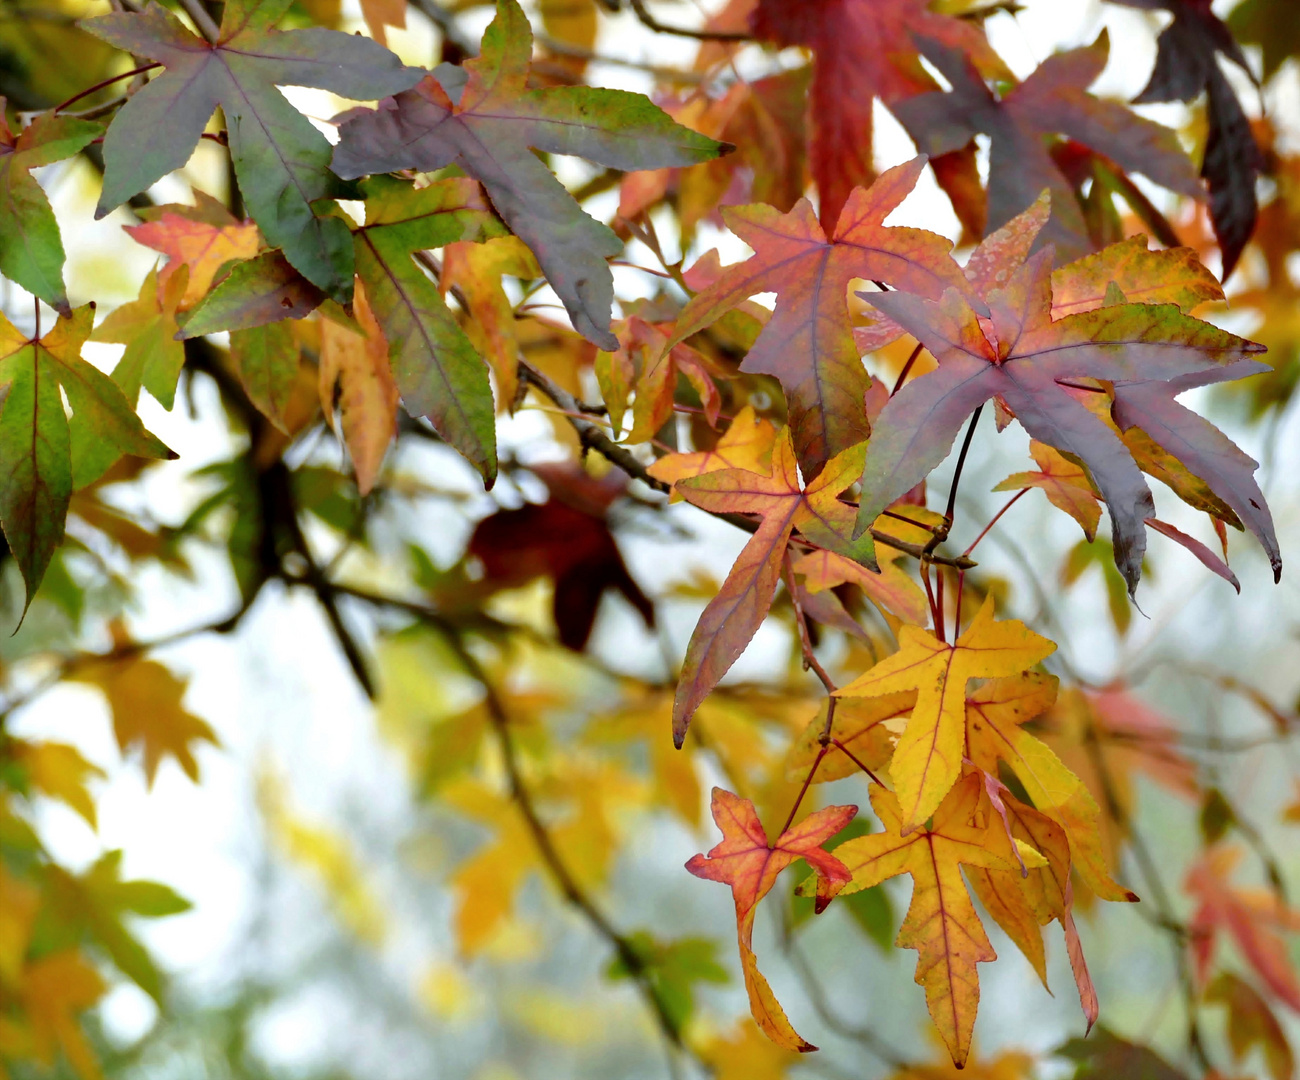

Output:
xmin=668 ymin=157 xmax=981 ymax=474
xmin=351 ymin=176 xmax=507 ymax=485
xmin=331 ymin=0 xmax=728 ymax=351
xmin=855 ymin=247 xmax=1277 ymax=594
xmin=0 ymin=105 xmax=102 ymax=314
xmin=812 ymin=775 xmax=1018 ymax=1067
xmin=0 ymin=306 xmax=173 ymax=610
xmin=894 ymin=32 xmax=1202 ymax=261
xmin=837 ymin=597 xmax=1056 ymax=833
xmin=178 ymin=250 xmax=326 ymax=337
xmin=82 ymin=0 xmax=423 ymax=301
xmin=748 ymin=0 xmax=1010 ymax=229
xmin=687 ymin=787 xmax=856 ymax=1051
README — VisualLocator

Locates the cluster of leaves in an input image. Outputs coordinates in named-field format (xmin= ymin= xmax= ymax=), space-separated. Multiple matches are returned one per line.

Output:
xmin=0 ymin=0 xmax=1299 ymax=1078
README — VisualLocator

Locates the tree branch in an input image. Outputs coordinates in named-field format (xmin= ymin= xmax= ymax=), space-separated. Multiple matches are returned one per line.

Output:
xmin=626 ymin=0 xmax=752 ymax=41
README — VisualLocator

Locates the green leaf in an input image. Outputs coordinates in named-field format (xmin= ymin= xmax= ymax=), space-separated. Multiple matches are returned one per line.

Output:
xmin=91 ymin=264 xmax=189 ymax=409
xmin=178 ymin=249 xmax=325 ymax=338
xmin=81 ymin=0 xmax=422 ymax=301
xmin=0 ymin=306 xmax=173 ymax=610
xmin=230 ymin=321 xmax=299 ymax=431
xmin=333 ymin=0 xmax=729 ymax=350
xmin=352 ymin=176 xmax=507 ymax=486
xmin=0 ymin=106 xmax=102 ymax=313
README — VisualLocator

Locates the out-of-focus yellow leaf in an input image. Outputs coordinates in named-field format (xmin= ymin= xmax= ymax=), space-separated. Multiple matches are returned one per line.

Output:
xmin=71 ymin=653 xmax=217 ymax=786
xmin=11 ymin=741 xmax=103 ymax=828
xmin=19 ymin=951 xmax=106 ymax=1080
xmin=258 ymin=771 xmax=386 ymax=944
xmin=696 ymin=1018 xmax=800 ymax=1080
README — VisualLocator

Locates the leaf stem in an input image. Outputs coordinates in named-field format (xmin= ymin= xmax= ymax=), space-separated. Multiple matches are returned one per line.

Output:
xmin=830 ymin=738 xmax=884 ymax=787
xmin=53 ymin=63 xmax=160 ymax=114
xmin=890 ymin=342 xmax=924 ymax=396
xmin=943 ymin=404 xmax=983 ymax=526
xmin=626 ymin=0 xmax=752 ymax=41
xmin=962 ymin=487 xmax=1029 ymax=557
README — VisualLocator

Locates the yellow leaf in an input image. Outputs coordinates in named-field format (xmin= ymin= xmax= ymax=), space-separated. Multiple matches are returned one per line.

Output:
xmin=696 ymin=1018 xmax=800 ymax=1080
xmin=0 ymin=868 xmax=39 ymax=986
xmin=784 ymin=692 xmax=913 ymax=784
xmin=837 ymin=598 xmax=1056 ymax=832
xmin=258 ymin=771 xmax=386 ymax=944
xmin=359 ymin=0 xmax=406 ymax=44
xmin=965 ymin=674 xmax=1136 ymax=903
xmin=816 ymin=776 xmax=1017 ymax=1067
xmin=11 ymin=741 xmax=103 ymax=828
xmin=647 ymin=405 xmax=778 ymax=499
xmin=72 ymin=655 xmax=217 ymax=786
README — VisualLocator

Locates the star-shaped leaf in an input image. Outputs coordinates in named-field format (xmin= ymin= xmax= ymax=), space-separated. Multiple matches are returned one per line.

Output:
xmin=672 ymin=429 xmax=869 ymax=745
xmin=994 ymin=440 xmax=1100 ymax=541
xmin=72 ymin=652 xmax=219 ymax=786
xmin=964 ymin=673 xmax=1135 ymax=903
xmin=647 ymin=405 xmax=777 ymax=499
xmin=332 ymin=0 xmax=727 ymax=351
xmin=811 ymin=775 xmax=1016 ymax=1066
xmin=0 ymin=104 xmax=101 ymax=314
xmin=91 ymin=264 xmax=190 ymax=409
xmin=668 ymin=157 xmax=981 ymax=473
xmin=837 ymin=597 xmax=1056 ymax=833
xmin=749 ymin=0 xmax=1010 ymax=230
xmin=854 ymin=245 xmax=1277 ymax=594
xmin=687 ymin=787 xmax=856 ymax=1051
xmin=1111 ymin=0 xmax=1262 ymax=276
xmin=123 ymin=192 xmax=261 ymax=309
xmin=894 ymin=32 xmax=1202 ymax=261
xmin=83 ymin=0 xmax=423 ymax=300
xmin=0 ymin=306 xmax=173 ymax=609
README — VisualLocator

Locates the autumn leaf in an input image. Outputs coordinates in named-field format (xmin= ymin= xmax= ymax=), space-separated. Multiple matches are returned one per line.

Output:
xmin=697 ymin=1017 xmax=802 ymax=1080
xmin=836 ymin=598 xmax=1055 ymax=833
xmin=319 ymin=282 xmax=398 ymax=495
xmin=332 ymin=0 xmax=728 ymax=350
xmin=359 ymin=0 xmax=405 ymax=44
xmin=0 ymin=306 xmax=173 ymax=608
xmin=895 ymin=32 xmax=1202 ymax=261
xmin=1185 ymin=845 xmax=1300 ymax=1013
xmin=813 ymin=775 xmax=1017 ymax=1066
xmin=91 ymin=264 xmax=189 ymax=409
xmin=123 ymin=192 xmax=261 ymax=309
xmin=667 ymin=157 xmax=981 ymax=473
xmin=995 ymin=441 xmax=1100 ymax=541
xmin=71 ymin=653 xmax=219 ymax=786
xmin=1206 ymin=972 xmax=1295 ymax=1080
xmin=748 ymin=0 xmax=1009 ymax=229
xmin=18 ymin=951 xmax=106 ymax=1080
xmin=686 ymin=787 xmax=856 ymax=1051
xmin=84 ymin=0 xmax=422 ymax=299
xmin=441 ymin=235 xmax=540 ymax=409
xmin=855 ymin=244 xmax=1278 ymax=594
xmin=177 ymin=249 xmax=326 ymax=337
xmin=648 ymin=404 xmax=777 ymax=499
xmin=0 ymin=104 xmax=101 ymax=314
xmin=964 ymin=673 xmax=1136 ymax=904
xmin=792 ymin=543 xmax=930 ymax=625
xmin=351 ymin=176 xmax=506 ymax=485
xmin=671 ymin=430 xmax=870 ymax=745
xmin=1111 ymin=0 xmax=1262 ymax=276
xmin=10 ymin=740 xmax=105 ymax=829
xmin=596 ymin=316 xmax=719 ymax=444
xmin=785 ymin=692 xmax=915 ymax=785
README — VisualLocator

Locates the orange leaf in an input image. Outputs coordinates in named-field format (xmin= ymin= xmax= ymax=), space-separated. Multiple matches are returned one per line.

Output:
xmin=319 ymin=281 xmax=399 ymax=495
xmin=360 ymin=0 xmax=406 ymax=44
xmin=687 ymin=787 xmax=856 ymax=1051
xmin=1186 ymin=846 xmax=1300 ymax=1013
xmin=671 ymin=429 xmax=868 ymax=745
xmin=648 ymin=405 xmax=777 ymax=498
xmin=124 ymin=192 xmax=260 ymax=309
xmin=994 ymin=441 xmax=1100 ymax=542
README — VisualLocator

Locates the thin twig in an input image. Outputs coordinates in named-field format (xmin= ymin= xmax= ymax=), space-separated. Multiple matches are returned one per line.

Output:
xmin=627 ymin=0 xmax=752 ymax=41
xmin=175 ymin=0 xmax=220 ymax=41
xmin=891 ymin=343 xmax=924 ymax=396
